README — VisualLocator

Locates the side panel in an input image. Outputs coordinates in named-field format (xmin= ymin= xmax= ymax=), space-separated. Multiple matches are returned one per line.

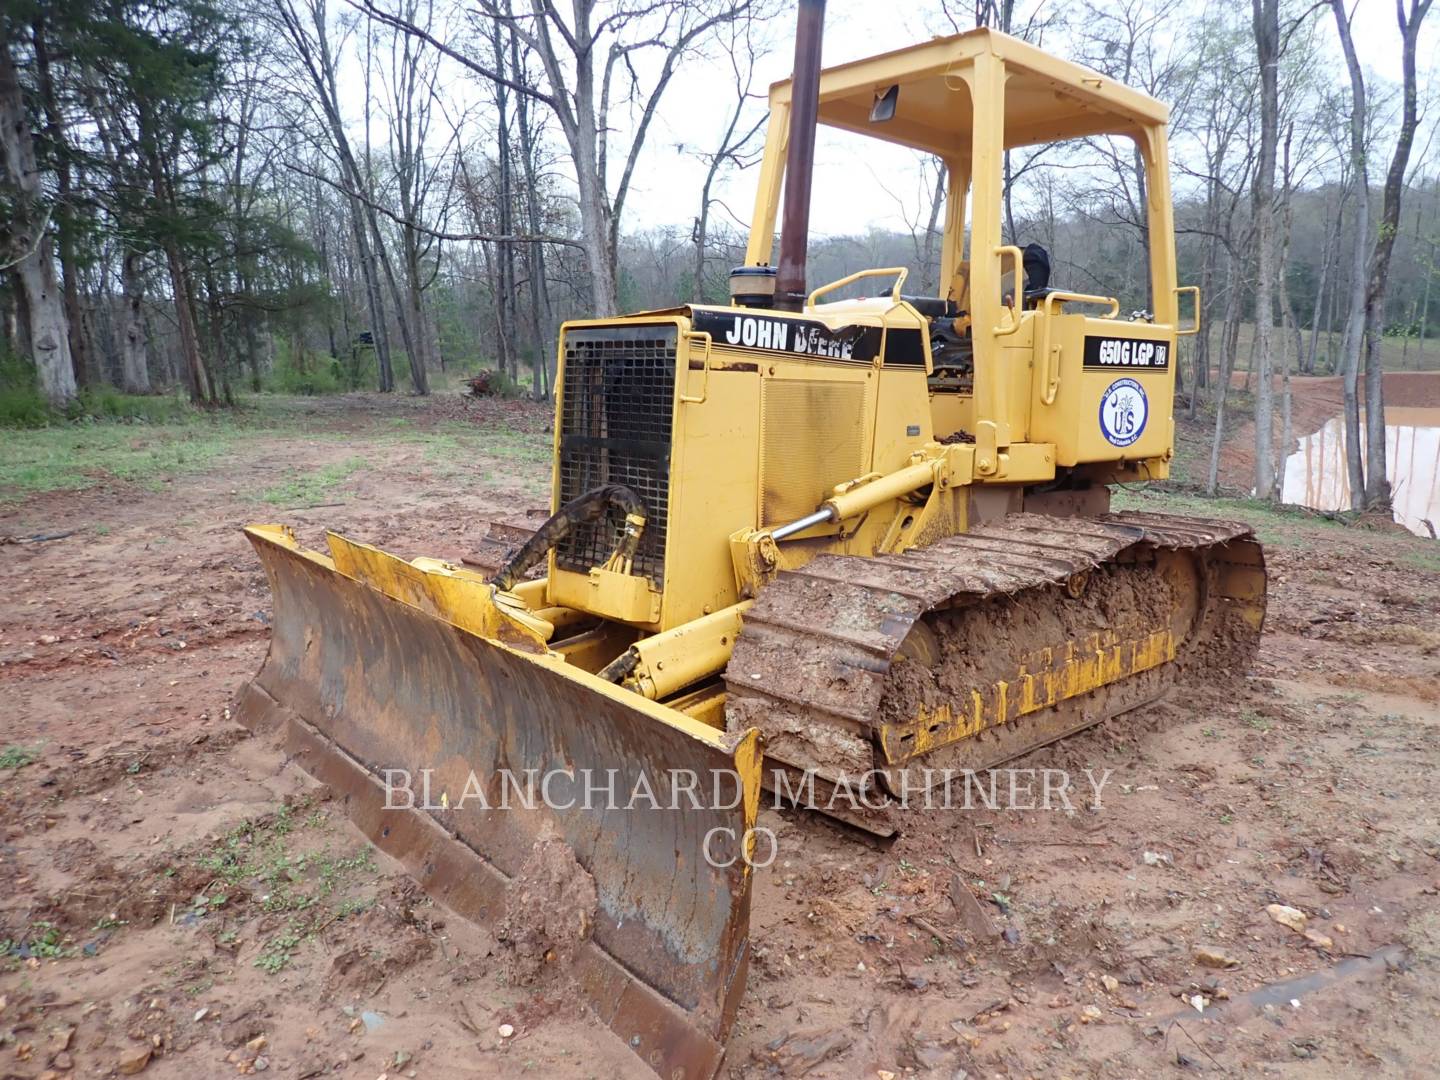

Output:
xmin=871 ymin=366 xmax=934 ymax=466
xmin=999 ymin=317 xmax=1037 ymax=445
xmin=661 ymin=354 xmax=763 ymax=627
xmin=1030 ymin=314 xmax=1175 ymax=466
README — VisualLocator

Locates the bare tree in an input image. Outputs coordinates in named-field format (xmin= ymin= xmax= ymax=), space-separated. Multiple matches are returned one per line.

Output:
xmin=1176 ymin=5 xmax=1254 ymax=419
xmin=356 ymin=0 xmax=759 ymax=316
xmin=689 ymin=20 xmax=767 ymax=303
xmin=1250 ymin=0 xmax=1280 ymax=499
xmin=271 ymin=0 xmax=404 ymax=390
xmin=485 ymin=8 xmax=518 ymax=381
xmin=1329 ymin=0 xmax=1369 ymax=509
xmin=1074 ymin=0 xmax=1196 ymax=313
xmin=377 ymin=0 xmax=460 ymax=393
xmin=510 ymin=18 xmax=557 ymax=396
xmin=30 ymin=14 xmax=91 ymax=389
xmin=1356 ymin=0 xmax=1433 ymax=508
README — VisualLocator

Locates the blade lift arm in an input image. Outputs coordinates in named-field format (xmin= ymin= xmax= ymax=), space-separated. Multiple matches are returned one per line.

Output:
xmin=728 ymin=441 xmax=1008 ymax=598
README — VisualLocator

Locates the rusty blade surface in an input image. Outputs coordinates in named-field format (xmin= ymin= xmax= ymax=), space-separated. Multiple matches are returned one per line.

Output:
xmin=237 ymin=527 xmax=759 ymax=1080
xmin=726 ymin=511 xmax=1267 ymax=793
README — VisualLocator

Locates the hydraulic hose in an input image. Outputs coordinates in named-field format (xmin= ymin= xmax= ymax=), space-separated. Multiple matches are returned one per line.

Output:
xmin=488 ymin=485 xmax=646 ymax=592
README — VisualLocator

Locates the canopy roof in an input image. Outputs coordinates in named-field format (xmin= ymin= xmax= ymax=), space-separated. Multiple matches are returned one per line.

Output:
xmin=769 ymin=28 xmax=1169 ymax=156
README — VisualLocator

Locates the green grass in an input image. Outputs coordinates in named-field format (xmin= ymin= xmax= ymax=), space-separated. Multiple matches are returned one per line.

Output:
xmin=0 ymin=380 xmax=193 ymax=429
xmin=0 ymin=419 xmax=244 ymax=501
xmin=190 ymin=804 xmax=377 ymax=976
xmin=0 ymin=398 xmax=549 ymax=503
xmin=195 ymin=804 xmax=375 ymax=911
xmin=1397 ymin=545 xmax=1440 ymax=572
xmin=75 ymin=387 xmax=193 ymax=423
xmin=2 ymin=921 xmax=70 ymax=961
xmin=379 ymin=419 xmax=550 ymax=463
xmin=1114 ymin=485 xmax=1440 ymax=575
xmin=254 ymin=926 xmax=303 ymax=974
xmin=0 ymin=383 xmax=54 ymax=428
xmin=259 ymin=456 xmax=369 ymax=506
xmin=0 ymin=744 xmax=39 ymax=770
xmin=0 ymin=395 xmax=340 ymax=502
xmin=1112 ymin=486 xmax=1358 ymax=548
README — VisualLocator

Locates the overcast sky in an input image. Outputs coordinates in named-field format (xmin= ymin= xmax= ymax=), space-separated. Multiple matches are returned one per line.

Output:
xmin=615 ymin=0 xmax=1439 ymax=238
xmin=347 ymin=1 xmax=1439 ymax=242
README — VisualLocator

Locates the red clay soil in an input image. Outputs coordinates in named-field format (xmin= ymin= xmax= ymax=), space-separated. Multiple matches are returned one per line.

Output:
xmin=1219 ymin=371 xmax=1440 ymax=491
xmin=3 ymin=396 xmax=1439 ymax=1079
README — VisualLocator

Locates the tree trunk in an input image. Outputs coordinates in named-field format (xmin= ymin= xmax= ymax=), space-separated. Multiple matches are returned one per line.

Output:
xmin=575 ymin=152 xmax=617 ymax=315
xmin=1002 ymin=150 xmax=1016 ymax=247
xmin=402 ymin=231 xmax=433 ymax=392
xmin=32 ymin=16 xmax=92 ymax=390
xmin=1419 ymin=211 xmax=1434 ymax=361
xmin=567 ymin=30 xmax=617 ymax=316
xmin=347 ymin=199 xmax=394 ymax=391
xmin=1306 ymin=188 xmax=1340 ymax=374
xmin=373 ymin=217 xmax=426 ymax=394
xmin=1192 ymin=229 xmax=1217 ymax=419
xmin=203 ymin=268 xmax=234 ymax=406
xmin=1330 ymin=0 xmax=1370 ymax=509
xmin=0 ymin=39 xmax=76 ymax=407
xmin=1208 ymin=249 xmax=1244 ymax=494
xmin=512 ymin=28 xmax=555 ymax=399
xmin=919 ymin=164 xmax=947 ymax=295
xmin=1356 ymin=0 xmax=1432 ymax=509
xmin=119 ymin=250 xmax=151 ymax=393
xmin=490 ymin=19 xmax=519 ymax=381
xmin=1276 ymin=131 xmax=1297 ymax=502
xmin=2 ymin=275 xmax=22 ymax=356
xmin=163 ymin=240 xmax=212 ymax=405
xmin=1249 ymin=0 xmax=1280 ymax=499
xmin=235 ymin=265 xmax=265 ymax=392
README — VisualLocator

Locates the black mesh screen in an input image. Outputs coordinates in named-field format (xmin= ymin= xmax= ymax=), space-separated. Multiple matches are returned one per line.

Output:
xmin=557 ymin=325 xmax=676 ymax=587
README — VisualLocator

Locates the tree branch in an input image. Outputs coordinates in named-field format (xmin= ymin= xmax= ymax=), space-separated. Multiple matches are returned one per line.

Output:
xmin=347 ymin=0 xmax=558 ymax=108
xmin=284 ymin=160 xmax=584 ymax=247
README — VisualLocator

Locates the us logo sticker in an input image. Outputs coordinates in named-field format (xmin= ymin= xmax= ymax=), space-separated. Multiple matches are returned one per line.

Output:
xmin=1099 ymin=377 xmax=1148 ymax=447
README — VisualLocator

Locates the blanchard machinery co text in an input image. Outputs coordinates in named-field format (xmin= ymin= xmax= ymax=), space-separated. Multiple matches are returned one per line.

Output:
xmin=381 ymin=765 xmax=1115 ymax=814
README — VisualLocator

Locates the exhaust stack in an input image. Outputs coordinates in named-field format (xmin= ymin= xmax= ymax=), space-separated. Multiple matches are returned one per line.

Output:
xmin=773 ymin=0 xmax=825 ymax=312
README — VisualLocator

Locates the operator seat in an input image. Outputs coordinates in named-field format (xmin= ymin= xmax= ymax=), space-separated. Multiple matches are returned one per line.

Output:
xmin=1021 ymin=242 xmax=1053 ymax=306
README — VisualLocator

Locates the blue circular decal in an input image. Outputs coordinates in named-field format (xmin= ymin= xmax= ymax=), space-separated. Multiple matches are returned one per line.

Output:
xmin=1098 ymin=377 xmax=1148 ymax=448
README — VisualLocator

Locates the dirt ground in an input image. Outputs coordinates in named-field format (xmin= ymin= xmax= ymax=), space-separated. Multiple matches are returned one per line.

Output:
xmin=3 ymin=389 xmax=1438 ymax=1079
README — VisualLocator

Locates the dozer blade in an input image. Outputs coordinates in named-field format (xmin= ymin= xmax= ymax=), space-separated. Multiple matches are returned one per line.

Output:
xmin=236 ymin=525 xmax=760 ymax=1080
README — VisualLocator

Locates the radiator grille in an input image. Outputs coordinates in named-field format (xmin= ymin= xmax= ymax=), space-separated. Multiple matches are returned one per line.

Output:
xmin=556 ymin=325 xmax=676 ymax=587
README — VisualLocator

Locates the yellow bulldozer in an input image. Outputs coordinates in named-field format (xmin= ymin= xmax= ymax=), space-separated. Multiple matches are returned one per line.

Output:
xmin=236 ymin=9 xmax=1266 ymax=1078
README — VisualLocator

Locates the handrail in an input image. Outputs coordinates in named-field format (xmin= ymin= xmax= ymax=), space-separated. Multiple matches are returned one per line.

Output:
xmin=1175 ymin=285 xmax=1201 ymax=336
xmin=1037 ymin=290 xmax=1122 ymax=406
xmin=806 ymin=266 xmax=909 ymax=308
xmin=992 ymin=245 xmax=1024 ymax=336
xmin=678 ymin=331 xmax=712 ymax=404
xmin=1043 ymin=290 xmax=1120 ymax=317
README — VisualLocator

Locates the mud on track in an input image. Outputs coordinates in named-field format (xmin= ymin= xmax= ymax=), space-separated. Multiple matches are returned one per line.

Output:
xmin=3 ymin=393 xmax=1439 ymax=1078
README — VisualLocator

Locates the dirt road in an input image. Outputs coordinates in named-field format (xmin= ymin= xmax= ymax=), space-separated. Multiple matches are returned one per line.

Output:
xmin=3 ymin=395 xmax=1438 ymax=1078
